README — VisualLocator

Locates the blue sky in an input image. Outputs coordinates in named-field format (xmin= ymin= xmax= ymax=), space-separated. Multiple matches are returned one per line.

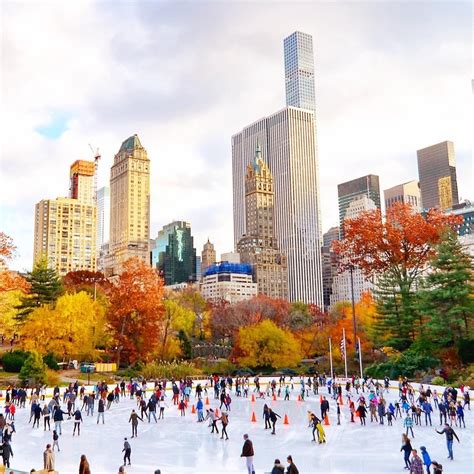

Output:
xmin=1 ymin=0 xmax=472 ymax=271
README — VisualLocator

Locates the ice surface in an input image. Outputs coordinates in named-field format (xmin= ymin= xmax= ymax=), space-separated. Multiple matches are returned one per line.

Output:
xmin=2 ymin=380 xmax=473 ymax=473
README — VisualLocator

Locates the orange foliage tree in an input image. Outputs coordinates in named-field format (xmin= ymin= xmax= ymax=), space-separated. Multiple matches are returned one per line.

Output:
xmin=107 ymin=258 xmax=165 ymax=365
xmin=0 ymin=232 xmax=28 ymax=293
xmin=334 ymin=202 xmax=462 ymax=350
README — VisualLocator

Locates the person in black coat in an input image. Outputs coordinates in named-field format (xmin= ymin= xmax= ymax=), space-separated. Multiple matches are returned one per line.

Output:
xmin=1 ymin=440 xmax=13 ymax=467
xmin=320 ymin=397 xmax=330 ymax=420
xmin=269 ymin=409 xmax=281 ymax=435
xmin=271 ymin=459 xmax=285 ymax=474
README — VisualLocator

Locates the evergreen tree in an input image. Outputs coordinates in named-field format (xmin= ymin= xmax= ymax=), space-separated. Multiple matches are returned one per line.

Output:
xmin=17 ymin=257 xmax=63 ymax=320
xmin=418 ymin=231 xmax=474 ymax=348
xmin=19 ymin=350 xmax=47 ymax=385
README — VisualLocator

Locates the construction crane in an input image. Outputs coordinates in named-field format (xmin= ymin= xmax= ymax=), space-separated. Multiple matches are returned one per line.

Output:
xmin=88 ymin=144 xmax=101 ymax=203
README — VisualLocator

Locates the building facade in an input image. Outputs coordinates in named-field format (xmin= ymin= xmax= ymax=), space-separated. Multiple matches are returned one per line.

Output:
xmin=384 ymin=180 xmax=421 ymax=211
xmin=232 ymin=107 xmax=322 ymax=304
xmin=151 ymin=221 xmax=196 ymax=285
xmin=69 ymin=160 xmax=95 ymax=205
xmin=96 ymin=186 xmax=110 ymax=271
xmin=321 ymin=226 xmax=339 ymax=311
xmin=201 ymin=239 xmax=216 ymax=276
xmin=237 ymin=145 xmax=288 ymax=299
xmin=417 ymin=141 xmax=459 ymax=211
xmin=34 ymin=197 xmax=96 ymax=275
xmin=338 ymin=174 xmax=380 ymax=237
xmin=200 ymin=262 xmax=257 ymax=303
xmin=108 ymin=134 xmax=150 ymax=275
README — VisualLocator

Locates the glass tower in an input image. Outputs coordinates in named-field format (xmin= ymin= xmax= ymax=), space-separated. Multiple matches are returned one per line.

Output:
xmin=284 ymin=31 xmax=316 ymax=113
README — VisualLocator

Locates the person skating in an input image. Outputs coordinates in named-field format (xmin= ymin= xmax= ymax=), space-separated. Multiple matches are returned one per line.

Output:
xmin=1 ymin=440 xmax=13 ymax=468
xmin=357 ymin=403 xmax=367 ymax=426
xmin=263 ymin=404 xmax=271 ymax=430
xmin=32 ymin=402 xmax=42 ymax=428
xmin=404 ymin=415 xmax=415 ymax=438
xmin=147 ymin=398 xmax=157 ymax=423
xmin=52 ymin=430 xmax=60 ymax=452
xmin=240 ymin=434 xmax=254 ymax=474
xmin=316 ymin=420 xmax=326 ymax=443
xmin=310 ymin=413 xmax=321 ymax=442
xmin=271 ymin=458 xmax=285 ymax=474
xmin=73 ymin=408 xmax=83 ymax=436
xmin=196 ymin=398 xmax=204 ymax=422
xmin=436 ymin=423 xmax=460 ymax=460
xmin=431 ymin=461 xmax=443 ymax=474
xmin=79 ymin=454 xmax=91 ymax=474
xmin=52 ymin=405 xmax=67 ymax=435
xmin=286 ymin=455 xmax=299 ymax=474
xmin=97 ymin=398 xmax=105 ymax=424
xmin=401 ymin=434 xmax=412 ymax=470
xmin=420 ymin=446 xmax=431 ymax=474
xmin=122 ymin=438 xmax=131 ymax=465
xmin=269 ymin=408 xmax=281 ymax=435
xmin=43 ymin=443 xmax=55 ymax=471
xmin=208 ymin=409 xmax=219 ymax=434
xmin=456 ymin=402 xmax=465 ymax=428
xmin=422 ymin=400 xmax=433 ymax=426
xmin=42 ymin=405 xmax=51 ymax=431
xmin=128 ymin=409 xmax=143 ymax=438
xmin=320 ymin=396 xmax=330 ymax=420
xmin=336 ymin=403 xmax=341 ymax=425
xmin=410 ymin=449 xmax=423 ymax=474
xmin=219 ymin=411 xmax=229 ymax=440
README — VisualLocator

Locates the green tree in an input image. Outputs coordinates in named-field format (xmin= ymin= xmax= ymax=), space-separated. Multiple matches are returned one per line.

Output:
xmin=17 ymin=257 xmax=62 ymax=320
xmin=19 ymin=350 xmax=47 ymax=385
xmin=417 ymin=231 xmax=474 ymax=348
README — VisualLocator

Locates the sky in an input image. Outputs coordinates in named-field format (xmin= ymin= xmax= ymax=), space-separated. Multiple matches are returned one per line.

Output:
xmin=1 ymin=0 xmax=472 ymax=272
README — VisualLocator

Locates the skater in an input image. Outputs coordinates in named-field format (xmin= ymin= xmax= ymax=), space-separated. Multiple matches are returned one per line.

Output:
xmin=263 ymin=404 xmax=271 ymax=430
xmin=43 ymin=444 xmax=55 ymax=471
xmin=436 ymin=423 xmax=460 ymax=460
xmin=52 ymin=405 xmax=67 ymax=435
xmin=410 ymin=449 xmax=423 ymax=474
xmin=196 ymin=398 xmax=204 ymax=422
xmin=320 ymin=396 xmax=330 ymax=420
xmin=269 ymin=408 xmax=281 ymax=435
xmin=220 ymin=411 xmax=229 ymax=440
xmin=79 ymin=454 xmax=91 ymax=474
xmin=310 ymin=413 xmax=321 ymax=442
xmin=431 ymin=461 xmax=443 ymax=474
xmin=422 ymin=400 xmax=433 ymax=426
xmin=400 ymin=434 xmax=412 ymax=470
xmin=316 ymin=420 xmax=326 ymax=443
xmin=147 ymin=398 xmax=157 ymax=423
xmin=1 ymin=440 xmax=13 ymax=468
xmin=52 ymin=430 xmax=60 ymax=452
xmin=286 ymin=455 xmax=299 ymax=474
xmin=122 ymin=438 xmax=131 ymax=465
xmin=404 ymin=415 xmax=415 ymax=438
xmin=43 ymin=405 xmax=51 ymax=431
xmin=357 ymin=403 xmax=367 ymax=426
xmin=209 ymin=409 xmax=219 ymax=434
xmin=128 ymin=409 xmax=142 ymax=438
xmin=420 ymin=446 xmax=431 ymax=474
xmin=97 ymin=398 xmax=105 ymax=424
xmin=32 ymin=402 xmax=42 ymax=428
xmin=158 ymin=397 xmax=167 ymax=419
xmin=73 ymin=408 xmax=83 ymax=436
xmin=240 ymin=434 xmax=254 ymax=474
xmin=456 ymin=402 xmax=465 ymax=428
xmin=270 ymin=459 xmax=285 ymax=474
xmin=337 ymin=403 xmax=341 ymax=425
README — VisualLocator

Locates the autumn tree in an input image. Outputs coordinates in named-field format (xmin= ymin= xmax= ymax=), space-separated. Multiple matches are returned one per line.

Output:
xmin=417 ymin=231 xmax=474 ymax=349
xmin=232 ymin=319 xmax=302 ymax=369
xmin=107 ymin=258 xmax=165 ymax=365
xmin=0 ymin=232 xmax=28 ymax=294
xmin=334 ymin=202 xmax=462 ymax=350
xmin=17 ymin=257 xmax=63 ymax=320
xmin=63 ymin=270 xmax=110 ymax=295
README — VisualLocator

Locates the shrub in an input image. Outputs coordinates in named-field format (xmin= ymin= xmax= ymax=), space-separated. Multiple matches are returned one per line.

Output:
xmin=365 ymin=350 xmax=439 ymax=379
xmin=1 ymin=350 xmax=30 ymax=372
xmin=458 ymin=338 xmax=474 ymax=364
xmin=430 ymin=376 xmax=445 ymax=386
xmin=43 ymin=352 xmax=59 ymax=371
xmin=45 ymin=369 xmax=61 ymax=386
xmin=140 ymin=360 xmax=201 ymax=379
xmin=19 ymin=351 xmax=47 ymax=386
xmin=198 ymin=359 xmax=237 ymax=375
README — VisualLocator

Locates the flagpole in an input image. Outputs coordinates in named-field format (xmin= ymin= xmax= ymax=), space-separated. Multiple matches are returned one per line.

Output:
xmin=358 ymin=336 xmax=363 ymax=379
xmin=343 ymin=327 xmax=348 ymax=379
xmin=329 ymin=337 xmax=333 ymax=380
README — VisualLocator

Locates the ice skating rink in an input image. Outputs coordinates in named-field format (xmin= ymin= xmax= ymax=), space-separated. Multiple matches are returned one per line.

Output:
xmin=4 ymin=382 xmax=474 ymax=473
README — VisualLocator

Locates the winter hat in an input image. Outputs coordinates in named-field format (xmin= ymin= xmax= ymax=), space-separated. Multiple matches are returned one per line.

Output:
xmin=420 ymin=446 xmax=426 ymax=451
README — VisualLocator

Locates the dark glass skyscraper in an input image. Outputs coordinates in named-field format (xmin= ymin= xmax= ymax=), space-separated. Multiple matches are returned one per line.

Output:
xmin=151 ymin=221 xmax=196 ymax=285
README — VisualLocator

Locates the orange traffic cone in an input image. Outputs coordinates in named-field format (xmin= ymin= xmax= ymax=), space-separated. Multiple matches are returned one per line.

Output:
xmin=191 ymin=404 xmax=196 ymax=414
xmin=339 ymin=396 xmax=344 ymax=406
xmin=185 ymin=400 xmax=189 ymax=408
xmin=215 ymin=408 xmax=219 ymax=417
xmin=324 ymin=414 xmax=330 ymax=426
xmin=283 ymin=414 xmax=289 ymax=425
xmin=251 ymin=394 xmax=256 ymax=402
xmin=205 ymin=397 xmax=210 ymax=406
xmin=273 ymin=393 xmax=277 ymax=401
xmin=251 ymin=411 xmax=257 ymax=422
xmin=320 ymin=395 xmax=323 ymax=404
xmin=297 ymin=394 xmax=302 ymax=402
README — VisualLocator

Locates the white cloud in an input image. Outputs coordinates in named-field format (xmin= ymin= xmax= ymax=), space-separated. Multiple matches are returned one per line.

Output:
xmin=1 ymin=0 xmax=472 ymax=271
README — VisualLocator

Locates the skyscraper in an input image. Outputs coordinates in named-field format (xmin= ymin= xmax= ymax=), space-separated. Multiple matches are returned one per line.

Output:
xmin=284 ymin=31 xmax=316 ymax=113
xmin=417 ymin=141 xmax=459 ymax=211
xmin=69 ymin=160 xmax=95 ymax=205
xmin=237 ymin=145 xmax=288 ymax=299
xmin=384 ymin=180 xmax=421 ymax=211
xmin=96 ymin=186 xmax=110 ymax=271
xmin=151 ymin=221 xmax=196 ymax=286
xmin=232 ymin=107 xmax=322 ymax=305
xmin=337 ymin=175 xmax=380 ymax=236
xmin=201 ymin=239 xmax=216 ymax=276
xmin=321 ymin=226 xmax=339 ymax=311
xmin=108 ymin=134 xmax=150 ymax=276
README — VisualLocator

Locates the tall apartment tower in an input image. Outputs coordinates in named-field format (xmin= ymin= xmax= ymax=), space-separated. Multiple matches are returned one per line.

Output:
xmin=69 ymin=160 xmax=95 ymax=205
xmin=201 ymin=239 xmax=216 ymax=276
xmin=337 ymin=175 xmax=380 ymax=237
xmin=384 ymin=180 xmax=421 ymax=211
xmin=237 ymin=145 xmax=288 ymax=299
xmin=417 ymin=141 xmax=459 ymax=211
xmin=232 ymin=108 xmax=322 ymax=304
xmin=108 ymin=134 xmax=150 ymax=275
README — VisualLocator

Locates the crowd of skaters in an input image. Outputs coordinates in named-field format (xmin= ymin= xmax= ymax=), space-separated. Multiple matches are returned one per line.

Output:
xmin=0 ymin=373 xmax=471 ymax=473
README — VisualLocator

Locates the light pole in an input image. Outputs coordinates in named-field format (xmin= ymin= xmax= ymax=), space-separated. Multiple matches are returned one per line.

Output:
xmin=349 ymin=264 xmax=357 ymax=348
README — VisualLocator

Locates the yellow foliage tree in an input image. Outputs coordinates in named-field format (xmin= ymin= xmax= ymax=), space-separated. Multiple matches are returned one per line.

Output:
xmin=233 ymin=319 xmax=302 ymax=369
xmin=20 ymin=291 xmax=107 ymax=359
xmin=0 ymin=289 xmax=23 ymax=339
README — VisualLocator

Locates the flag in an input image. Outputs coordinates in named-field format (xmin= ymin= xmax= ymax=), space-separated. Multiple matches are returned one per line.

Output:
xmin=340 ymin=334 xmax=345 ymax=359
